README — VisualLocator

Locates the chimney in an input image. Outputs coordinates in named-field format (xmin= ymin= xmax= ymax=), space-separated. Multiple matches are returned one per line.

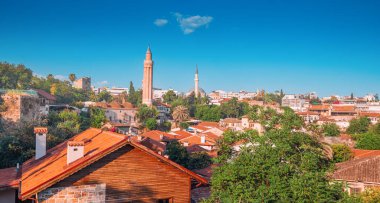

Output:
xmin=34 ymin=127 xmax=48 ymax=159
xmin=67 ymin=141 xmax=84 ymax=165
xmin=137 ymin=135 xmax=142 ymax=141
xmin=201 ymin=135 xmax=206 ymax=144
xmin=160 ymin=134 xmax=164 ymax=140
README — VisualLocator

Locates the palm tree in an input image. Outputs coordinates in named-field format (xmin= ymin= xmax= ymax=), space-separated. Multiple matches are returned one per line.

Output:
xmin=172 ymin=105 xmax=189 ymax=127
xmin=69 ymin=73 xmax=76 ymax=83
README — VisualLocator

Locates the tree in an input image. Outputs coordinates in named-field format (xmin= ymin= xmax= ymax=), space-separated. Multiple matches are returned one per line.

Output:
xmin=280 ymin=107 xmax=303 ymax=130
xmin=0 ymin=62 xmax=33 ymax=89
xmin=56 ymin=110 xmax=81 ymax=134
xmin=136 ymin=105 xmax=158 ymax=127
xmin=195 ymin=105 xmax=221 ymax=122
xmin=172 ymin=105 xmax=189 ymax=124
xmin=127 ymin=81 xmax=142 ymax=106
xmin=69 ymin=73 xmax=76 ymax=83
xmin=207 ymin=130 xmax=345 ymax=202
xmin=355 ymin=133 xmax=380 ymax=150
xmin=97 ymin=90 xmax=113 ymax=102
xmin=89 ymin=108 xmax=107 ymax=128
xmin=145 ymin=118 xmax=158 ymax=130
xmin=165 ymin=141 xmax=189 ymax=167
xmin=162 ymin=90 xmax=178 ymax=104
xmin=332 ymin=144 xmax=353 ymax=163
xmin=179 ymin=122 xmax=189 ymax=130
xmin=165 ymin=140 xmax=212 ymax=170
xmin=322 ymin=123 xmax=340 ymax=137
xmin=347 ymin=117 xmax=371 ymax=135
xmin=220 ymin=97 xmax=248 ymax=118
xmin=350 ymin=93 xmax=354 ymax=100
xmin=188 ymin=152 xmax=212 ymax=170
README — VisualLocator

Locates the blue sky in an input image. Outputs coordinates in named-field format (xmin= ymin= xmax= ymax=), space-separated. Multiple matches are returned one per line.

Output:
xmin=0 ymin=0 xmax=379 ymax=96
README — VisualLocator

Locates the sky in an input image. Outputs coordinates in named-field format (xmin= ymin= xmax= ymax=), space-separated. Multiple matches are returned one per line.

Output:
xmin=0 ymin=0 xmax=379 ymax=97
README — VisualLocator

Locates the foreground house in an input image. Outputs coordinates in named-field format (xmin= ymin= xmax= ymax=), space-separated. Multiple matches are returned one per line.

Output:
xmin=0 ymin=127 xmax=208 ymax=202
xmin=333 ymin=150 xmax=380 ymax=195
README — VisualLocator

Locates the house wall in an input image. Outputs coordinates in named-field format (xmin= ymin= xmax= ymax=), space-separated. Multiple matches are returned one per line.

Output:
xmin=0 ymin=189 xmax=16 ymax=203
xmin=43 ymin=145 xmax=191 ymax=202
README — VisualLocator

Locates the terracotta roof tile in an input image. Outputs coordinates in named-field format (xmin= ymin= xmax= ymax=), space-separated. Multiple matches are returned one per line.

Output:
xmin=34 ymin=89 xmax=56 ymax=101
xmin=333 ymin=156 xmax=380 ymax=183
xmin=332 ymin=105 xmax=356 ymax=112
xmin=352 ymin=149 xmax=380 ymax=158
xmin=309 ymin=104 xmax=330 ymax=111
xmin=0 ymin=167 xmax=18 ymax=189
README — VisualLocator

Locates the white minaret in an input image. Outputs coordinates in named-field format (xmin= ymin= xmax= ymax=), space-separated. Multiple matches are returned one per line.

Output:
xmin=194 ymin=65 xmax=199 ymax=98
xmin=142 ymin=46 xmax=153 ymax=106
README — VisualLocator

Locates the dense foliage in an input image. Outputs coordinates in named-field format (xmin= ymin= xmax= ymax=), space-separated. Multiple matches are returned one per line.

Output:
xmin=331 ymin=144 xmax=353 ymax=163
xmin=206 ymin=130 xmax=345 ymax=202
xmin=322 ymin=123 xmax=341 ymax=137
xmin=355 ymin=133 xmax=380 ymax=150
xmin=165 ymin=140 xmax=212 ymax=170
xmin=347 ymin=117 xmax=371 ymax=135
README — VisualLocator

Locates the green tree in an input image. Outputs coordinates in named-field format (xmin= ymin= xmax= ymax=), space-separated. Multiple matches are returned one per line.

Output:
xmin=347 ymin=117 xmax=371 ymax=135
xmin=195 ymin=105 xmax=221 ymax=122
xmin=332 ymin=144 xmax=353 ymax=163
xmin=220 ymin=97 xmax=239 ymax=118
xmin=355 ymin=133 xmax=380 ymax=150
xmin=145 ymin=118 xmax=158 ymax=130
xmin=207 ymin=130 xmax=345 ymax=202
xmin=89 ymin=108 xmax=107 ymax=128
xmin=136 ymin=105 xmax=158 ymax=127
xmin=0 ymin=62 xmax=33 ymax=89
xmin=162 ymin=90 xmax=178 ymax=104
xmin=165 ymin=140 xmax=212 ymax=170
xmin=188 ymin=152 xmax=212 ymax=170
xmin=57 ymin=110 xmax=81 ymax=134
xmin=165 ymin=141 xmax=189 ymax=167
xmin=280 ymin=107 xmax=303 ymax=130
xmin=97 ymin=90 xmax=113 ymax=102
xmin=179 ymin=122 xmax=189 ymax=130
xmin=322 ymin=123 xmax=341 ymax=137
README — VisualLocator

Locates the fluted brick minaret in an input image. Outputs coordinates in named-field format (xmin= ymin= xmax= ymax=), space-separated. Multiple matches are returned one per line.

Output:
xmin=194 ymin=65 xmax=199 ymax=98
xmin=142 ymin=46 xmax=153 ymax=106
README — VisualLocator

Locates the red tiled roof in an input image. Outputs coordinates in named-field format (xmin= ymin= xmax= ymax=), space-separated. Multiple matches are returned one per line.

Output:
xmin=309 ymin=104 xmax=330 ymax=111
xmin=197 ymin=122 xmax=219 ymax=128
xmin=186 ymin=144 xmax=208 ymax=154
xmin=141 ymin=130 xmax=179 ymax=142
xmin=19 ymin=128 xmax=208 ymax=200
xmin=352 ymin=149 xmax=380 ymax=159
xmin=192 ymin=125 xmax=209 ymax=131
xmin=332 ymin=105 xmax=356 ymax=112
xmin=296 ymin=111 xmax=320 ymax=116
xmin=179 ymin=135 xmax=216 ymax=146
xmin=0 ymin=167 xmax=18 ymax=189
xmin=138 ymin=137 xmax=166 ymax=154
xmin=333 ymin=156 xmax=380 ymax=184
xmin=34 ymin=89 xmax=56 ymax=101
xmin=172 ymin=130 xmax=193 ymax=140
xmin=359 ymin=112 xmax=380 ymax=118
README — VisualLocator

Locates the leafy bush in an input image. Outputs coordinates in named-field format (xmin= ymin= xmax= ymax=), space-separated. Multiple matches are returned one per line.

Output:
xmin=355 ymin=133 xmax=380 ymax=150
xmin=331 ymin=144 xmax=353 ymax=163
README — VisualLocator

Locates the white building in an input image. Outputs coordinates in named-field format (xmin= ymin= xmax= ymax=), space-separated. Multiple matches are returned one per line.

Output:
xmin=282 ymin=94 xmax=306 ymax=112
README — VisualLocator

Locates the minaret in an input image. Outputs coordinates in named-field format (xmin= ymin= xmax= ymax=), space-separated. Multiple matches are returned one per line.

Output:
xmin=143 ymin=46 xmax=153 ymax=106
xmin=194 ymin=65 xmax=199 ymax=98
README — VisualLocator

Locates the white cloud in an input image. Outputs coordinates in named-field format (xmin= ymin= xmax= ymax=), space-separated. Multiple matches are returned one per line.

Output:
xmin=54 ymin=75 xmax=67 ymax=81
xmin=99 ymin=80 xmax=108 ymax=85
xmin=174 ymin=13 xmax=213 ymax=34
xmin=154 ymin=19 xmax=168 ymax=27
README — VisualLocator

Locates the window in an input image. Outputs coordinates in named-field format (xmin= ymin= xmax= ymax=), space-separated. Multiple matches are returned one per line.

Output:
xmin=73 ymin=148 xmax=78 ymax=151
xmin=157 ymin=198 xmax=173 ymax=203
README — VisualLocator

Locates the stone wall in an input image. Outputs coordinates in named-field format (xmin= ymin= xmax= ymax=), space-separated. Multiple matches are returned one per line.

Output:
xmin=38 ymin=184 xmax=106 ymax=203
xmin=0 ymin=93 xmax=40 ymax=122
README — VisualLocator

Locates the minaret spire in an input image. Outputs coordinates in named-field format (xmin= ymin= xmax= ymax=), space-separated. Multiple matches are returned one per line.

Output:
xmin=194 ymin=65 xmax=199 ymax=98
xmin=143 ymin=46 xmax=154 ymax=106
